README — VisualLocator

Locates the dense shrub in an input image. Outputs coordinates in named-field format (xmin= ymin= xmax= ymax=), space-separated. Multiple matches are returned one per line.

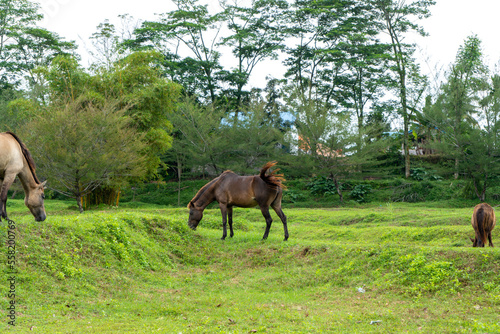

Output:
xmin=349 ymin=184 xmax=372 ymax=203
xmin=307 ymin=177 xmax=337 ymax=196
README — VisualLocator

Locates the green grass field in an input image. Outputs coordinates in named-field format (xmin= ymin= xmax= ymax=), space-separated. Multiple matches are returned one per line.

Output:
xmin=1 ymin=200 xmax=500 ymax=333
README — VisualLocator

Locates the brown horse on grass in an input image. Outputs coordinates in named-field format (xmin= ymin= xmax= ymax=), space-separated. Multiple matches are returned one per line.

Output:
xmin=0 ymin=132 xmax=46 ymax=221
xmin=470 ymin=203 xmax=495 ymax=247
xmin=188 ymin=161 xmax=288 ymax=241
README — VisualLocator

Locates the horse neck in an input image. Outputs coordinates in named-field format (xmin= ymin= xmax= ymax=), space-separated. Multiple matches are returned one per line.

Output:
xmin=193 ymin=189 xmax=215 ymax=210
xmin=18 ymin=164 xmax=39 ymax=194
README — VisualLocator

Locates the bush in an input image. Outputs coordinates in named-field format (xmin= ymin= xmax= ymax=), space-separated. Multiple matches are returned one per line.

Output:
xmin=308 ymin=176 xmax=337 ymax=196
xmin=349 ymin=184 xmax=372 ymax=203
xmin=411 ymin=167 xmax=443 ymax=181
xmin=390 ymin=181 xmax=439 ymax=202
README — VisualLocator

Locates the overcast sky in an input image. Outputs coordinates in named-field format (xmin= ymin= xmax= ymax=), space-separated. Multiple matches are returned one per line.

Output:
xmin=38 ymin=0 xmax=500 ymax=89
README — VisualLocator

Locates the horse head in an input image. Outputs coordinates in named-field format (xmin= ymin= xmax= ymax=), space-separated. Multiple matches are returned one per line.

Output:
xmin=470 ymin=237 xmax=477 ymax=247
xmin=26 ymin=180 xmax=47 ymax=222
xmin=470 ymin=236 xmax=484 ymax=247
xmin=187 ymin=201 xmax=203 ymax=230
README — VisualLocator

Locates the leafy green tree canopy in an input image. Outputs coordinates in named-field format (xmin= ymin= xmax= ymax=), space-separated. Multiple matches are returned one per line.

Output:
xmin=20 ymin=97 xmax=148 ymax=212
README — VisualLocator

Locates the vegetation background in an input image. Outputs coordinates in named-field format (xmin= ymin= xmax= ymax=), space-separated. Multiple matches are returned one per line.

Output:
xmin=1 ymin=0 xmax=499 ymax=206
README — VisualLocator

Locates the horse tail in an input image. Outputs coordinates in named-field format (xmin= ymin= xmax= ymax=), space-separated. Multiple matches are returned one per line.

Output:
xmin=6 ymin=132 xmax=40 ymax=184
xmin=483 ymin=205 xmax=496 ymax=245
xmin=259 ymin=161 xmax=286 ymax=190
xmin=476 ymin=207 xmax=487 ymax=246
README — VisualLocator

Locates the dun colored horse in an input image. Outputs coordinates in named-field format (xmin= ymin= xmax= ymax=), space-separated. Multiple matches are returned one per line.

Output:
xmin=470 ymin=203 xmax=495 ymax=247
xmin=0 ymin=132 xmax=46 ymax=221
xmin=188 ymin=161 xmax=289 ymax=241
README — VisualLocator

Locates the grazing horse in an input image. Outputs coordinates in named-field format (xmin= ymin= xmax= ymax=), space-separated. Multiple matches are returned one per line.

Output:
xmin=0 ymin=132 xmax=46 ymax=221
xmin=188 ymin=161 xmax=289 ymax=241
xmin=470 ymin=203 xmax=495 ymax=247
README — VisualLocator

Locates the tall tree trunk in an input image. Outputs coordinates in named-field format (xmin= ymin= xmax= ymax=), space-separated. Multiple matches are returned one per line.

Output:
xmin=334 ymin=177 xmax=344 ymax=203
xmin=77 ymin=195 xmax=84 ymax=213
xmin=473 ymin=174 xmax=487 ymax=202
xmin=331 ymin=173 xmax=344 ymax=203
xmin=356 ymin=105 xmax=364 ymax=153
xmin=384 ymin=8 xmax=411 ymax=179
xmin=75 ymin=172 xmax=84 ymax=212
xmin=403 ymin=104 xmax=411 ymax=179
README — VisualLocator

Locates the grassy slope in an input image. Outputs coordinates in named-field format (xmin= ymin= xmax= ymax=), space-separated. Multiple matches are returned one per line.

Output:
xmin=1 ymin=200 xmax=500 ymax=333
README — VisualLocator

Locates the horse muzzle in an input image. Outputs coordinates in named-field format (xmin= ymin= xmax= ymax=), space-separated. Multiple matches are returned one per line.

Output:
xmin=35 ymin=212 xmax=47 ymax=222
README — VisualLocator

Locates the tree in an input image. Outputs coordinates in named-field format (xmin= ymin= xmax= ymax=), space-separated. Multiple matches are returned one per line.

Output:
xmin=20 ymin=97 xmax=148 ymax=212
xmin=283 ymin=0 xmax=352 ymax=105
xmin=218 ymin=0 xmax=288 ymax=118
xmin=43 ymin=51 xmax=183 ymax=178
xmin=0 ymin=0 xmax=75 ymax=88
xmin=0 ymin=0 xmax=41 ymax=85
xmin=0 ymin=0 xmax=76 ymax=130
xmin=334 ymin=15 xmax=392 ymax=151
xmin=168 ymin=96 xmax=226 ymax=177
xmin=96 ymin=51 xmax=183 ymax=176
xmin=281 ymin=0 xmax=398 ymax=160
xmin=481 ymin=74 xmax=500 ymax=150
xmin=423 ymin=36 xmax=495 ymax=200
xmin=371 ymin=0 xmax=435 ymax=178
xmin=168 ymin=92 xmax=286 ymax=196
xmin=442 ymin=35 xmax=488 ymax=179
xmin=474 ymin=73 xmax=500 ymax=200
xmin=42 ymin=55 xmax=91 ymax=103
xmin=88 ymin=15 xmax=138 ymax=70
xmin=129 ymin=0 xmax=224 ymax=103
xmin=218 ymin=97 xmax=286 ymax=171
xmin=14 ymin=51 xmax=182 ymax=208
xmin=9 ymin=27 xmax=76 ymax=89
xmin=459 ymin=68 xmax=500 ymax=201
xmin=288 ymin=88 xmax=355 ymax=200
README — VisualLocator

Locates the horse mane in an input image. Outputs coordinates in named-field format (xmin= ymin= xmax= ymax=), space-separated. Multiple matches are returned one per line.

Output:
xmin=6 ymin=131 xmax=41 ymax=184
xmin=188 ymin=171 xmax=234 ymax=208
xmin=259 ymin=161 xmax=286 ymax=190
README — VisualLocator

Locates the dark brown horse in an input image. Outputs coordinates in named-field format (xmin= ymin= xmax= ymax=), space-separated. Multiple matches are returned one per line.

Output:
xmin=470 ymin=203 xmax=495 ymax=247
xmin=188 ymin=161 xmax=288 ymax=241
xmin=0 ymin=132 xmax=46 ymax=221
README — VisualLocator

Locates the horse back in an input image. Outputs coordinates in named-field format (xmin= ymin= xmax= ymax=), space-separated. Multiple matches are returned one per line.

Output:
xmin=216 ymin=173 xmax=280 ymax=208
xmin=0 ymin=132 xmax=24 ymax=175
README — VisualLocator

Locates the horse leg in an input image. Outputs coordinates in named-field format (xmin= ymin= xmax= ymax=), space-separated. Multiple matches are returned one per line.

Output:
xmin=228 ymin=206 xmax=234 ymax=238
xmin=488 ymin=232 xmax=494 ymax=247
xmin=272 ymin=204 xmax=289 ymax=241
xmin=0 ymin=173 xmax=16 ymax=220
xmin=271 ymin=191 xmax=289 ymax=241
xmin=260 ymin=206 xmax=273 ymax=240
xmin=219 ymin=203 xmax=228 ymax=240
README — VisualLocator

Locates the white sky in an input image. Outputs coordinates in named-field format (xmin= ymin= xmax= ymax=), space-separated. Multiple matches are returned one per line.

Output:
xmin=38 ymin=0 xmax=500 ymax=89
